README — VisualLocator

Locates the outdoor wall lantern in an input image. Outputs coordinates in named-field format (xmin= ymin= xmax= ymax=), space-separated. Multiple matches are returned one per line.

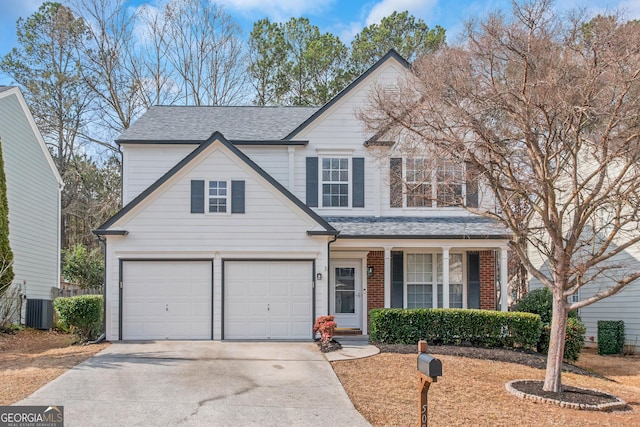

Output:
xmin=316 ymin=273 xmax=323 ymax=281
xmin=367 ymin=266 xmax=374 ymax=277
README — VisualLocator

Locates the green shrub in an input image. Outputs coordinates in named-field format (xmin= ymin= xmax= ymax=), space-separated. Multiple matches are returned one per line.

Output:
xmin=513 ymin=287 xmax=580 ymax=324
xmin=537 ymin=317 xmax=586 ymax=362
xmin=53 ymin=295 xmax=103 ymax=342
xmin=513 ymin=287 xmax=582 ymax=357
xmin=369 ymin=308 xmax=542 ymax=349
xmin=597 ymin=320 xmax=625 ymax=355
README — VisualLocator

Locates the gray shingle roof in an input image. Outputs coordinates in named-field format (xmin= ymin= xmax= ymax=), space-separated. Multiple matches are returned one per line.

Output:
xmin=326 ymin=216 xmax=511 ymax=239
xmin=118 ymin=106 xmax=320 ymax=142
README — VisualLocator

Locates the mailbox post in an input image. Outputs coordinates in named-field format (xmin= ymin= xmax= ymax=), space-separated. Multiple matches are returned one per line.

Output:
xmin=417 ymin=340 xmax=442 ymax=427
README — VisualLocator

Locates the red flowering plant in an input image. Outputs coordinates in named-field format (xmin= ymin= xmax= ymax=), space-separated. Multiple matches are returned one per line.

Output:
xmin=313 ymin=315 xmax=337 ymax=343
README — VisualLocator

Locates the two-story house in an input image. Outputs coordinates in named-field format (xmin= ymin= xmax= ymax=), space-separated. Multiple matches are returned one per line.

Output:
xmin=95 ymin=51 xmax=512 ymax=341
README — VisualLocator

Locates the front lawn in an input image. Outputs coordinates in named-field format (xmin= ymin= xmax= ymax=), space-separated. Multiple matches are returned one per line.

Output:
xmin=332 ymin=346 xmax=640 ymax=426
xmin=0 ymin=328 xmax=109 ymax=404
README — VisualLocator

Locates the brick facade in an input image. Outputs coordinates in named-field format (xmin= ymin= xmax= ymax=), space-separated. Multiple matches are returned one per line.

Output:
xmin=366 ymin=251 xmax=385 ymax=328
xmin=479 ymin=250 xmax=496 ymax=310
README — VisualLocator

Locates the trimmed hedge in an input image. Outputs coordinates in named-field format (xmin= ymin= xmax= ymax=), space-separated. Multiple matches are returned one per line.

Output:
xmin=598 ymin=320 xmax=625 ymax=355
xmin=369 ymin=308 xmax=542 ymax=349
xmin=513 ymin=287 xmax=580 ymax=324
xmin=54 ymin=295 xmax=103 ymax=342
xmin=538 ymin=317 xmax=586 ymax=362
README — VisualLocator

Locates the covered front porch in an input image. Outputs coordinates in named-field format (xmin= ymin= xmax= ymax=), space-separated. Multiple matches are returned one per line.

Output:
xmin=324 ymin=216 xmax=512 ymax=335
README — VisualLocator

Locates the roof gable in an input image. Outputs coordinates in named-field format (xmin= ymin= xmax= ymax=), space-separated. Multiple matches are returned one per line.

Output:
xmin=96 ymin=131 xmax=335 ymax=233
xmin=283 ymin=50 xmax=410 ymax=140
xmin=0 ymin=87 xmax=63 ymax=186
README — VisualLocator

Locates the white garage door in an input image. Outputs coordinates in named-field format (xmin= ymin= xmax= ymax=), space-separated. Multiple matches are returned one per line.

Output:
xmin=122 ymin=261 xmax=212 ymax=340
xmin=225 ymin=261 xmax=313 ymax=340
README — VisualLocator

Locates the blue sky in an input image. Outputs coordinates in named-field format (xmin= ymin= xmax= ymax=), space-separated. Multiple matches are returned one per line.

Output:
xmin=0 ymin=0 xmax=638 ymax=85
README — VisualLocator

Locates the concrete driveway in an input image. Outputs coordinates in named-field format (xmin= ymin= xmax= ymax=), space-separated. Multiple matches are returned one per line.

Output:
xmin=17 ymin=341 xmax=370 ymax=426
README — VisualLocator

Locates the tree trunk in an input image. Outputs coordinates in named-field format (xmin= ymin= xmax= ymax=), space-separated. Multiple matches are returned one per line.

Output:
xmin=543 ymin=289 xmax=570 ymax=392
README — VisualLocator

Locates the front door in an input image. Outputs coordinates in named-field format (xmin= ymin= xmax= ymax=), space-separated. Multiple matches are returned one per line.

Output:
xmin=331 ymin=261 xmax=362 ymax=329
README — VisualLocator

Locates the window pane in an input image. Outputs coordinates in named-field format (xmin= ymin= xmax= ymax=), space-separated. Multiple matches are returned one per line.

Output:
xmin=208 ymin=181 xmax=227 ymax=213
xmin=322 ymin=157 xmax=350 ymax=207
xmin=407 ymin=284 xmax=433 ymax=309
xmin=450 ymin=284 xmax=463 ymax=308
xmin=407 ymin=183 xmax=431 ymax=207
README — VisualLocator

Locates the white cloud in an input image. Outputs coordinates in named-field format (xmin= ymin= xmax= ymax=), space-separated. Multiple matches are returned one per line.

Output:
xmin=336 ymin=21 xmax=365 ymax=43
xmin=219 ymin=0 xmax=336 ymax=21
xmin=364 ymin=0 xmax=439 ymax=26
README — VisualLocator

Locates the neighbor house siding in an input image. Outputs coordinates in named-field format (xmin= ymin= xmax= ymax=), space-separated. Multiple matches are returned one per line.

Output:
xmin=104 ymin=142 xmax=328 ymax=340
xmin=0 ymin=92 xmax=60 ymax=300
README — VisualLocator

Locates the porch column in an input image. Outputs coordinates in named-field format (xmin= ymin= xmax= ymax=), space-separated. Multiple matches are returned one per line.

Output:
xmin=500 ymin=246 xmax=509 ymax=312
xmin=442 ymin=247 xmax=450 ymax=308
xmin=384 ymin=246 xmax=392 ymax=308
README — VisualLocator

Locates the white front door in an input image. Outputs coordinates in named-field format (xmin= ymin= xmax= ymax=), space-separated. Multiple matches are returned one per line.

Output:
xmin=331 ymin=261 xmax=362 ymax=329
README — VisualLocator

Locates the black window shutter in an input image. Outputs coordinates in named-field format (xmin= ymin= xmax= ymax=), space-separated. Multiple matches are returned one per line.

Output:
xmin=352 ymin=157 xmax=365 ymax=208
xmin=466 ymin=162 xmax=479 ymax=208
xmin=191 ymin=180 xmax=205 ymax=213
xmin=306 ymin=157 xmax=318 ymax=207
xmin=390 ymin=158 xmax=403 ymax=208
xmin=391 ymin=251 xmax=404 ymax=308
xmin=231 ymin=180 xmax=245 ymax=213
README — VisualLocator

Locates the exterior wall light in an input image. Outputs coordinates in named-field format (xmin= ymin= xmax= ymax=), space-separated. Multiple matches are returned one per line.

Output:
xmin=367 ymin=266 xmax=374 ymax=277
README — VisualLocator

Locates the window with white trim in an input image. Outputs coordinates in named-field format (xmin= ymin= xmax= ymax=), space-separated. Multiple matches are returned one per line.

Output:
xmin=322 ymin=157 xmax=349 ymax=207
xmin=436 ymin=162 xmax=464 ymax=207
xmin=406 ymin=158 xmax=431 ymax=207
xmin=394 ymin=158 xmax=468 ymax=208
xmin=406 ymin=254 xmax=434 ymax=308
xmin=208 ymin=180 xmax=228 ymax=213
xmin=436 ymin=253 xmax=464 ymax=308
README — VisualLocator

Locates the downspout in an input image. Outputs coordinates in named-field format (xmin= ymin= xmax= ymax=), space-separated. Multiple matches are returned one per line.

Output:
xmin=327 ymin=234 xmax=338 ymax=315
xmin=91 ymin=233 xmax=107 ymax=344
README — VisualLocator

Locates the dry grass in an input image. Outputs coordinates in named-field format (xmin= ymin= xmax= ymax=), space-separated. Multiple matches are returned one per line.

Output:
xmin=0 ymin=328 xmax=109 ymax=405
xmin=332 ymin=347 xmax=640 ymax=426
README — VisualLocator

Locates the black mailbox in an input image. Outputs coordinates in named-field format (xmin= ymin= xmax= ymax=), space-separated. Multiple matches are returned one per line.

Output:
xmin=417 ymin=353 xmax=442 ymax=379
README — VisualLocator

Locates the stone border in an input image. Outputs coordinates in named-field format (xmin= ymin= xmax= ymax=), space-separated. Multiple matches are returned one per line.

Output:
xmin=505 ymin=379 xmax=628 ymax=411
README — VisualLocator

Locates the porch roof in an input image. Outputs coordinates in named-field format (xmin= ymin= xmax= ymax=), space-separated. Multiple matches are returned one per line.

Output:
xmin=325 ymin=216 xmax=511 ymax=239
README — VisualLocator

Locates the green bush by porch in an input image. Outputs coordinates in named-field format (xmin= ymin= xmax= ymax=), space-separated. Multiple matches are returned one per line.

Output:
xmin=369 ymin=308 xmax=542 ymax=349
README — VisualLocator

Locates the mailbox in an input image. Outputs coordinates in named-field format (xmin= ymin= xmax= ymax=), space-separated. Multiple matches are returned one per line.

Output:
xmin=417 ymin=353 xmax=442 ymax=379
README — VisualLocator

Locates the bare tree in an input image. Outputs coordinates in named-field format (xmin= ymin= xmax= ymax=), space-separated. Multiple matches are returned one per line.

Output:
xmin=72 ymin=0 xmax=145 ymax=154
xmin=360 ymin=0 xmax=640 ymax=392
xmin=161 ymin=0 xmax=247 ymax=105
xmin=135 ymin=4 xmax=181 ymax=108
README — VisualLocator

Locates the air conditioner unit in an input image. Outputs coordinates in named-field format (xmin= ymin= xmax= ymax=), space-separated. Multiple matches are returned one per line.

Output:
xmin=26 ymin=299 xmax=53 ymax=329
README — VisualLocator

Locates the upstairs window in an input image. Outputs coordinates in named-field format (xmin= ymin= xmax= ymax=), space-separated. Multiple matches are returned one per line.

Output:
xmin=390 ymin=158 xmax=474 ymax=208
xmin=208 ymin=181 xmax=228 ymax=213
xmin=191 ymin=179 xmax=244 ymax=214
xmin=322 ymin=158 xmax=349 ymax=207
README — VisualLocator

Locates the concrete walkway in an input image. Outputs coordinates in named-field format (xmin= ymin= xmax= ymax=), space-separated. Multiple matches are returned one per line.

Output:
xmin=17 ymin=341 xmax=371 ymax=427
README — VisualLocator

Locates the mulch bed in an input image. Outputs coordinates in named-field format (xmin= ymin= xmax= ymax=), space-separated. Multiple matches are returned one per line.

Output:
xmin=507 ymin=380 xmax=629 ymax=411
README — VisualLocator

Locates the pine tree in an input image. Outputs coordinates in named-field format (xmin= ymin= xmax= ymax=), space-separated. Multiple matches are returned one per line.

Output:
xmin=0 ymin=140 xmax=14 ymax=296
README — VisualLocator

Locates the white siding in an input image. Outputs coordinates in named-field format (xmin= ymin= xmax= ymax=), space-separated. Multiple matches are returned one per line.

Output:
xmin=0 ymin=91 xmax=61 ymax=300
xmin=104 ymin=141 xmax=328 ymax=340
xmin=291 ymin=62 xmax=406 ymax=216
xmin=122 ymin=144 xmax=195 ymax=204
xmin=236 ymin=146 xmax=290 ymax=187
xmin=529 ymin=240 xmax=640 ymax=351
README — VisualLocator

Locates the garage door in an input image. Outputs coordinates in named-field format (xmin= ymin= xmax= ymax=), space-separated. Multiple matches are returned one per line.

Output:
xmin=224 ymin=261 xmax=313 ymax=340
xmin=122 ymin=260 xmax=212 ymax=340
